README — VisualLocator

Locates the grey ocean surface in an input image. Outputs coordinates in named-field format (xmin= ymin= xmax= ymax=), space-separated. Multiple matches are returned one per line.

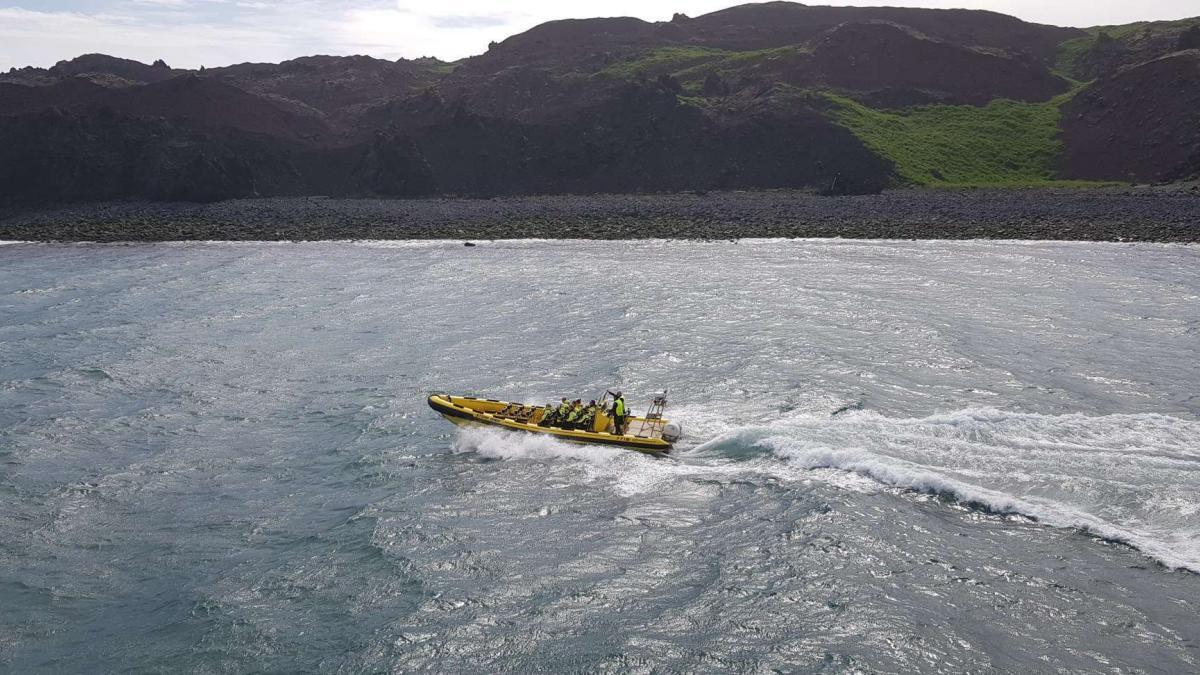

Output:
xmin=1 ymin=239 xmax=1198 ymax=673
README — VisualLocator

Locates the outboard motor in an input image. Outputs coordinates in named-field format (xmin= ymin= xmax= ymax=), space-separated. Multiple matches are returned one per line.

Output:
xmin=662 ymin=421 xmax=683 ymax=443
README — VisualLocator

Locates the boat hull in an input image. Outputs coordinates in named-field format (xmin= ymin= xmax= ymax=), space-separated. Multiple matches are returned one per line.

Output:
xmin=428 ymin=394 xmax=672 ymax=454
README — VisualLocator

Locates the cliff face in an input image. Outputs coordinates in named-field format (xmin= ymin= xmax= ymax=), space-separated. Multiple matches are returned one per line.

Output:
xmin=0 ymin=2 xmax=1195 ymax=205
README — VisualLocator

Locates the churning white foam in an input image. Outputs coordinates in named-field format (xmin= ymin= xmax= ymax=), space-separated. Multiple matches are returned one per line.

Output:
xmin=453 ymin=426 xmax=627 ymax=465
xmin=451 ymin=426 xmax=815 ymax=498
xmin=727 ymin=407 xmax=1200 ymax=572
xmin=451 ymin=408 xmax=1200 ymax=571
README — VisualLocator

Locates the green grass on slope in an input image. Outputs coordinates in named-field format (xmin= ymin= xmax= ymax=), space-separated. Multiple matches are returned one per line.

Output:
xmin=596 ymin=46 xmax=731 ymax=79
xmin=427 ymin=61 xmax=461 ymax=75
xmin=1055 ymin=36 xmax=1097 ymax=76
xmin=825 ymin=91 xmax=1113 ymax=187
xmin=597 ymin=44 xmax=811 ymax=88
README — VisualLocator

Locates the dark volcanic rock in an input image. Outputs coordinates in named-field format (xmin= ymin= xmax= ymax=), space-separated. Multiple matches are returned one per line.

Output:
xmin=0 ymin=108 xmax=394 ymax=205
xmin=466 ymin=17 xmax=674 ymax=75
xmin=1 ymin=189 xmax=1195 ymax=243
xmin=0 ymin=75 xmax=333 ymax=141
xmin=1179 ymin=25 xmax=1200 ymax=51
xmin=112 ymin=75 xmax=334 ymax=141
xmin=684 ymin=2 xmax=1081 ymax=58
xmin=0 ymin=78 xmax=111 ymax=116
xmin=0 ymin=110 xmax=265 ymax=203
xmin=1069 ymin=20 xmax=1200 ymax=80
xmin=807 ymin=22 xmax=1069 ymax=104
xmin=1 ymin=54 xmax=179 ymax=87
xmin=352 ymin=83 xmax=892 ymax=197
xmin=48 ymin=53 xmax=178 ymax=84
xmin=205 ymin=55 xmax=446 ymax=125
xmin=454 ymin=2 xmax=1081 ymax=83
xmin=1062 ymin=51 xmax=1200 ymax=182
xmin=354 ymin=132 xmax=436 ymax=196
xmin=701 ymin=71 xmax=730 ymax=96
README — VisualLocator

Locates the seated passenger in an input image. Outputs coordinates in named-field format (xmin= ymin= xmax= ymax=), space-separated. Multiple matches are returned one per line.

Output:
xmin=579 ymin=400 xmax=598 ymax=431
xmin=551 ymin=398 xmax=571 ymax=427
xmin=566 ymin=399 xmax=584 ymax=429
xmin=538 ymin=403 xmax=555 ymax=427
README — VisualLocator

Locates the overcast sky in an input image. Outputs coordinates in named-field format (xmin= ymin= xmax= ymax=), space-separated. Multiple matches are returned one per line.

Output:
xmin=2 ymin=1 xmax=1198 ymax=70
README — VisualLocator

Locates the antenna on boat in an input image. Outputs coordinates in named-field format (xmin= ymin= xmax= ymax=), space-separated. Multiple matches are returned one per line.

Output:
xmin=646 ymin=392 xmax=668 ymax=420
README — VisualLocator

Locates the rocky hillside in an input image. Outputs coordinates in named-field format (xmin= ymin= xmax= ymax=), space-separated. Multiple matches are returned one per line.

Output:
xmin=1061 ymin=50 xmax=1200 ymax=182
xmin=0 ymin=2 xmax=1197 ymax=205
xmin=1057 ymin=18 xmax=1200 ymax=80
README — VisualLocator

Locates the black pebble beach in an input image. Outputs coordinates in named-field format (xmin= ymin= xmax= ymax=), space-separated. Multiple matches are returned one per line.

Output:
xmin=2 ymin=188 xmax=1198 ymax=242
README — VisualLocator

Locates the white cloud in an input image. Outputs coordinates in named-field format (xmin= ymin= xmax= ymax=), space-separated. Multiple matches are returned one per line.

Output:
xmin=335 ymin=0 xmax=735 ymax=61
xmin=0 ymin=5 xmax=337 ymax=69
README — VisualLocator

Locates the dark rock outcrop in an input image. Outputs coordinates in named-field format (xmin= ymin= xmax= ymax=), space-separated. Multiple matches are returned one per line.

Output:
xmin=0 ymin=110 xmax=264 ymax=203
xmin=701 ymin=71 xmax=730 ymax=96
xmin=806 ymin=22 xmax=1070 ymax=104
xmin=1067 ymin=20 xmax=1200 ymax=80
xmin=0 ymin=75 xmax=333 ymax=141
xmin=1061 ymin=51 xmax=1200 ymax=182
xmin=1 ymin=54 xmax=179 ymax=87
xmin=48 ymin=53 xmax=179 ymax=84
xmin=354 ymin=132 xmax=436 ymax=196
xmin=683 ymin=2 xmax=1081 ymax=58
xmin=1178 ymin=25 xmax=1200 ymax=51
xmin=205 ymin=55 xmax=445 ymax=122
xmin=455 ymin=2 xmax=1081 ymax=80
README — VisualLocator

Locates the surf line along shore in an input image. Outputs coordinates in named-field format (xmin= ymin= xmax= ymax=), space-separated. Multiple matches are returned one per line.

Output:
xmin=1 ymin=188 xmax=1198 ymax=242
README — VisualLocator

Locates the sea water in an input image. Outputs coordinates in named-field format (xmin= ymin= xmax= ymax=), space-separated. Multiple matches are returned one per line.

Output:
xmin=1 ymin=239 xmax=1198 ymax=672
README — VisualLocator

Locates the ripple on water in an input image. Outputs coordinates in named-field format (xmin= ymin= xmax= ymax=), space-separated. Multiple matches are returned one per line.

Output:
xmin=2 ymin=241 xmax=1199 ymax=672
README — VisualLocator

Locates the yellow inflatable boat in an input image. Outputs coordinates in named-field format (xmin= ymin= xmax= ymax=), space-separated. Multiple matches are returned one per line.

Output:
xmin=428 ymin=392 xmax=682 ymax=454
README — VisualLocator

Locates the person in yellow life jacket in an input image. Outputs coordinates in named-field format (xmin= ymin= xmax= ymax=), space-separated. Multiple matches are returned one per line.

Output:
xmin=579 ymin=400 xmax=598 ymax=431
xmin=566 ymin=399 xmax=584 ymax=427
xmin=611 ymin=391 xmax=627 ymax=435
xmin=539 ymin=403 xmax=555 ymax=427
xmin=552 ymin=398 xmax=571 ymax=426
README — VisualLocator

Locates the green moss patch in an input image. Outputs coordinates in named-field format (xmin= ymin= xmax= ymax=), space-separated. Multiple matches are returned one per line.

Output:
xmin=596 ymin=46 xmax=732 ymax=79
xmin=824 ymin=90 xmax=1113 ymax=187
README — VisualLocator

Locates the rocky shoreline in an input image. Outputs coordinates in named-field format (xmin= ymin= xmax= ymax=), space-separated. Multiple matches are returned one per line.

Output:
xmin=1 ymin=188 xmax=1198 ymax=243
